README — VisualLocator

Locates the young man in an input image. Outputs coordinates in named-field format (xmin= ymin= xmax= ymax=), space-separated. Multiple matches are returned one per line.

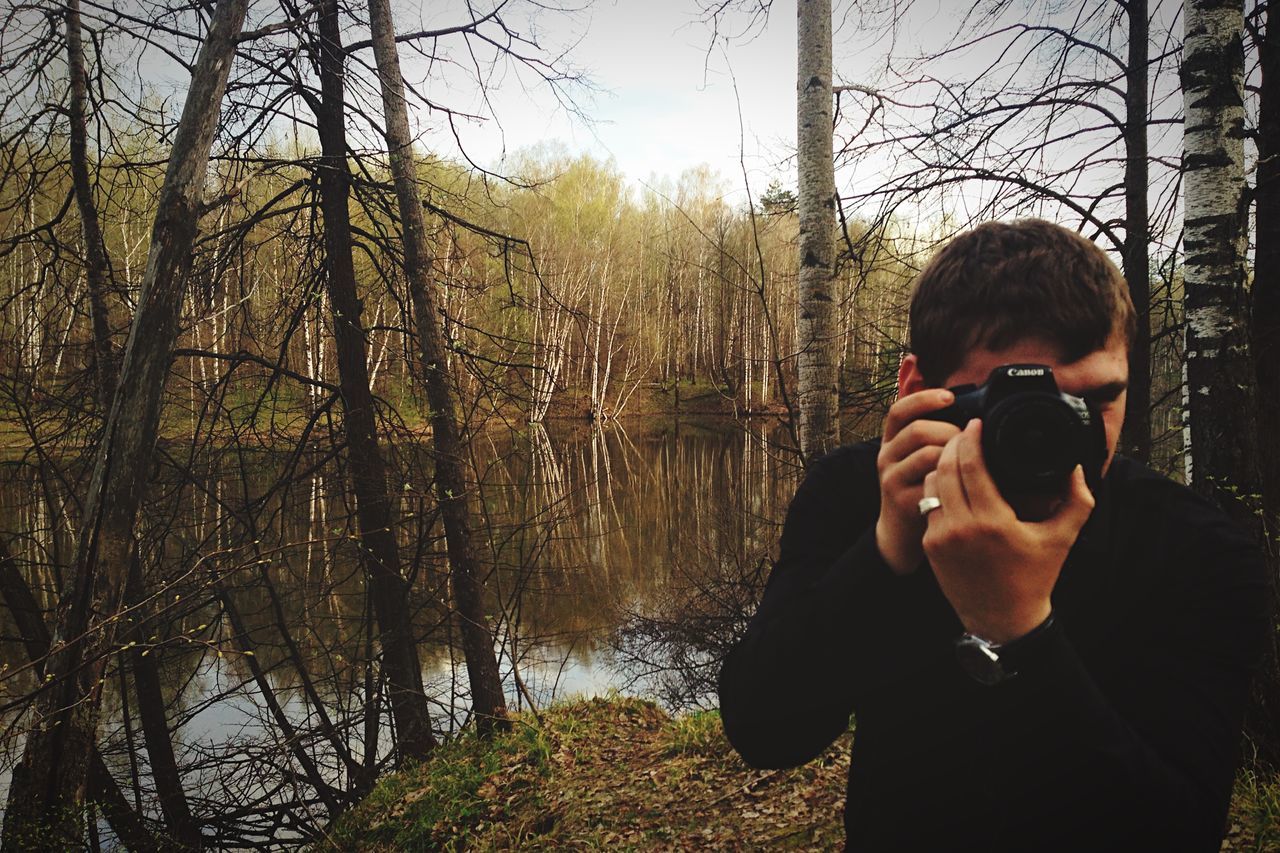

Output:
xmin=717 ymin=219 xmax=1268 ymax=851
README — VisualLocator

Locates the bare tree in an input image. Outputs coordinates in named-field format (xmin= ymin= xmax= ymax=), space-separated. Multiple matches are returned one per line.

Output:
xmin=0 ymin=538 xmax=159 ymax=851
xmin=1 ymin=0 xmax=248 ymax=846
xmin=1122 ymin=0 xmax=1154 ymax=462
xmin=65 ymin=0 xmax=116 ymax=412
xmin=310 ymin=0 xmax=438 ymax=765
xmin=1251 ymin=0 xmax=1280 ymax=535
xmin=365 ymin=0 xmax=509 ymax=734
xmin=66 ymin=2 xmax=202 ymax=843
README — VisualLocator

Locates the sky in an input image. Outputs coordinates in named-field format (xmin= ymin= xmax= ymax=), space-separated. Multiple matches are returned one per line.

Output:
xmin=401 ymin=1 xmax=802 ymax=200
xmin=83 ymin=1 xmax=800 ymax=200
xmin=92 ymin=0 xmax=1187 ymax=231
xmin=394 ymin=0 xmax=997 ymax=203
xmin=103 ymin=0 xmax=1016 ymax=206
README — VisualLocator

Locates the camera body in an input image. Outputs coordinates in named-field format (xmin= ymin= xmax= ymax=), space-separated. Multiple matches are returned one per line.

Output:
xmin=920 ymin=364 xmax=1107 ymax=498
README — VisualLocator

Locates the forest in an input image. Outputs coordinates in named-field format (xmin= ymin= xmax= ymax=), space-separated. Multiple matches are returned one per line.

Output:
xmin=0 ymin=0 xmax=1276 ymax=848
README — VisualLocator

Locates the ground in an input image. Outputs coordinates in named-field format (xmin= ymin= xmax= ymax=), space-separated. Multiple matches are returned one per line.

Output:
xmin=317 ymin=696 xmax=1280 ymax=852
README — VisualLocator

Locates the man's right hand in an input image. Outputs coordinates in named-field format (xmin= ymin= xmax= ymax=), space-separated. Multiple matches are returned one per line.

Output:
xmin=874 ymin=388 xmax=961 ymax=575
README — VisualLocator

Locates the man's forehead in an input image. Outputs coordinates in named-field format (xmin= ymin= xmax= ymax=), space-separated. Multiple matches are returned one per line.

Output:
xmin=949 ymin=335 xmax=1128 ymax=386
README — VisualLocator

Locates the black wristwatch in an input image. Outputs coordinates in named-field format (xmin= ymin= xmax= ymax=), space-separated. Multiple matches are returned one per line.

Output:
xmin=954 ymin=612 xmax=1056 ymax=686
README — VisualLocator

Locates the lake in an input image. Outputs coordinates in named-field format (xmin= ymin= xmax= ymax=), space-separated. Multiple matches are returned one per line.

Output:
xmin=0 ymin=418 xmax=803 ymax=847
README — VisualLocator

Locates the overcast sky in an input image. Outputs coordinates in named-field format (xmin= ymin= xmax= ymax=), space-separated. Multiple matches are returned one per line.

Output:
xmin=113 ymin=0 xmax=1180 ymax=225
xmin=107 ymin=0 xmax=967 ymax=203
xmin=410 ymin=1 xmax=803 ymax=200
xmin=410 ymin=0 xmax=969 ymax=201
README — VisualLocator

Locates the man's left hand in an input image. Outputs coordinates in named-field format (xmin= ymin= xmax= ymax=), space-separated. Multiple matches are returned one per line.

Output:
xmin=921 ymin=419 xmax=1095 ymax=644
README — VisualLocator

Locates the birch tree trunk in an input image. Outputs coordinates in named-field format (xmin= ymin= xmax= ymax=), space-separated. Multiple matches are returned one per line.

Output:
xmin=1181 ymin=0 xmax=1261 ymax=525
xmin=1 ymin=1 xmax=248 ymax=846
xmin=1121 ymin=0 xmax=1152 ymax=463
xmin=312 ymin=0 xmax=436 ymax=763
xmin=797 ymin=0 xmax=839 ymax=460
xmin=365 ymin=0 xmax=508 ymax=733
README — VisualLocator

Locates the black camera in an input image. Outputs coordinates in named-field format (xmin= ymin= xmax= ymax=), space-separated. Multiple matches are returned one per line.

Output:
xmin=921 ymin=364 xmax=1106 ymax=497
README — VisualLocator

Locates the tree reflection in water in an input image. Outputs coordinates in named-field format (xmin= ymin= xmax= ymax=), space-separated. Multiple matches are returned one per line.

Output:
xmin=603 ymin=422 xmax=799 ymax=710
xmin=0 ymin=418 xmax=798 ymax=846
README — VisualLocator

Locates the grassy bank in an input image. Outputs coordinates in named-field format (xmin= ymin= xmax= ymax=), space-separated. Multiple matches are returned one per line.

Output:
xmin=316 ymin=696 xmax=1280 ymax=851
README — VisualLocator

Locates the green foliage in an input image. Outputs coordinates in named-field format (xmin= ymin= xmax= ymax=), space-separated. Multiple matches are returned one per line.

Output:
xmin=759 ymin=180 xmax=797 ymax=215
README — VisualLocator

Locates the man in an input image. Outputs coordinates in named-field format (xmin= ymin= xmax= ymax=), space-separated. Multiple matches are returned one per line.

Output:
xmin=717 ymin=219 xmax=1268 ymax=851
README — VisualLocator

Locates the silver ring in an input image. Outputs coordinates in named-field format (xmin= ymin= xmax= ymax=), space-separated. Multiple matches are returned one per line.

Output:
xmin=918 ymin=496 xmax=942 ymax=516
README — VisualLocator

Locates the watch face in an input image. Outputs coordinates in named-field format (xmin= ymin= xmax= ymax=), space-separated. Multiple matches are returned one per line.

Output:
xmin=955 ymin=635 xmax=1008 ymax=687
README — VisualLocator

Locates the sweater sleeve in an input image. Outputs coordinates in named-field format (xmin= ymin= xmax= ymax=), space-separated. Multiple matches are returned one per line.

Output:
xmin=717 ymin=445 xmax=954 ymax=769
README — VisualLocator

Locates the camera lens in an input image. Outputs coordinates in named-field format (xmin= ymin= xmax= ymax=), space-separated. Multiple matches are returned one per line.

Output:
xmin=986 ymin=396 xmax=1081 ymax=491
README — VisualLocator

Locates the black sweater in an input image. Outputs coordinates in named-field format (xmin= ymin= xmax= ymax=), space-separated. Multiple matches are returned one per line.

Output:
xmin=718 ymin=441 xmax=1269 ymax=852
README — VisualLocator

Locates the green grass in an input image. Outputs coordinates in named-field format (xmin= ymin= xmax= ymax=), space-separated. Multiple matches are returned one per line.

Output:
xmin=1226 ymin=769 xmax=1280 ymax=852
xmin=321 ymin=719 xmax=551 ymax=852
xmin=661 ymin=708 xmax=726 ymax=758
xmin=316 ymin=697 xmax=853 ymax=851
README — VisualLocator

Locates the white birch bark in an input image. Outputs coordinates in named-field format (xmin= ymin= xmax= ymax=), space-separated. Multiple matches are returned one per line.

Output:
xmin=797 ymin=0 xmax=839 ymax=460
xmin=368 ymin=297 xmax=390 ymax=387
xmin=1181 ymin=0 xmax=1260 ymax=513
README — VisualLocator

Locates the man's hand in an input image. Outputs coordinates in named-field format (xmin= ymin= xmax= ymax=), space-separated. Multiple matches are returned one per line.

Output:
xmin=922 ymin=419 xmax=1095 ymax=644
xmin=875 ymin=388 xmax=961 ymax=575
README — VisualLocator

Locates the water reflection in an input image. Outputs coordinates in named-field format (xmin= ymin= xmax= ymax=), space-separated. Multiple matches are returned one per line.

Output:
xmin=0 ymin=418 xmax=800 ymax=845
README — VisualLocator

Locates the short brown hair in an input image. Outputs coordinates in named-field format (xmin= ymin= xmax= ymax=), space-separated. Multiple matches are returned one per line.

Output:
xmin=908 ymin=219 xmax=1137 ymax=386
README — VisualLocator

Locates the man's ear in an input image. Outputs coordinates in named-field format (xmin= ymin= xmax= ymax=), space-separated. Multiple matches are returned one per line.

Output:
xmin=897 ymin=353 xmax=931 ymax=399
